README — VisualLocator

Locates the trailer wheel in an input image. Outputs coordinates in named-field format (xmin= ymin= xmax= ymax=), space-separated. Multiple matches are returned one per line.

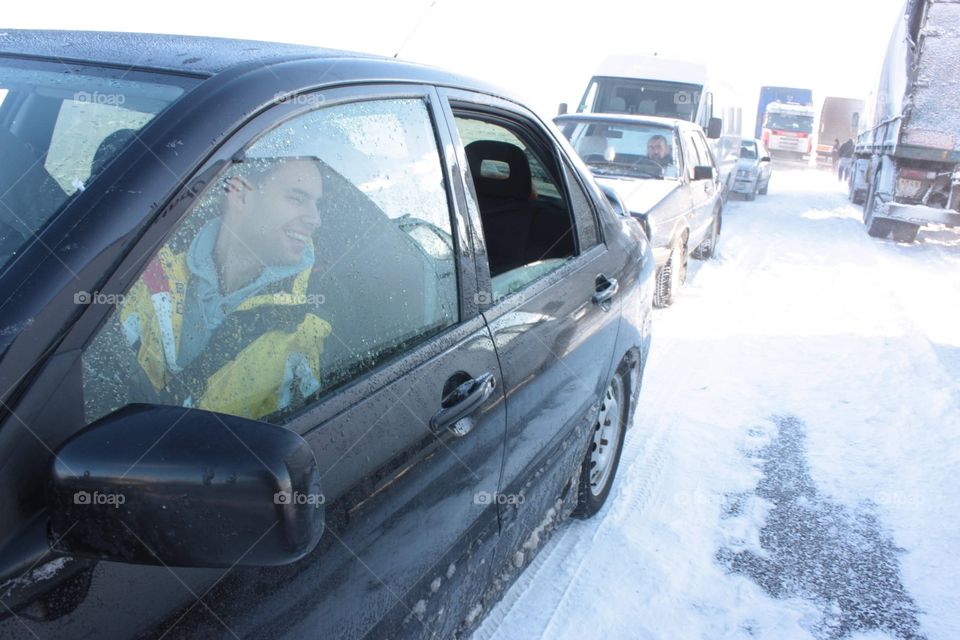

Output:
xmin=892 ymin=222 xmax=919 ymax=243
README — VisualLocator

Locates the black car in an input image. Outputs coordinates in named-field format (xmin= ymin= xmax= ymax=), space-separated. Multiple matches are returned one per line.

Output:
xmin=0 ymin=31 xmax=653 ymax=639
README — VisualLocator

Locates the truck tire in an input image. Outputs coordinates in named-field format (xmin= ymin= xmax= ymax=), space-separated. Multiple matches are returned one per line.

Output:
xmin=892 ymin=222 xmax=920 ymax=243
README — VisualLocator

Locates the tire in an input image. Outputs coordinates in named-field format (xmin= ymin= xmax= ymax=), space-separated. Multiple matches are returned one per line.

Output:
xmin=892 ymin=222 xmax=920 ymax=243
xmin=653 ymin=238 xmax=687 ymax=308
xmin=863 ymin=178 xmax=893 ymax=238
xmin=692 ymin=212 xmax=720 ymax=260
xmin=572 ymin=368 xmax=629 ymax=519
xmin=759 ymin=178 xmax=769 ymax=195
xmin=745 ymin=184 xmax=757 ymax=201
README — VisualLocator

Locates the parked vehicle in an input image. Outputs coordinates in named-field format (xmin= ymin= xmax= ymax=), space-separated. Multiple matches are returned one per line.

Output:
xmin=571 ymin=55 xmax=742 ymax=203
xmin=555 ymin=113 xmax=723 ymax=308
xmin=0 ymin=30 xmax=655 ymax=639
xmin=815 ymin=97 xmax=863 ymax=168
xmin=754 ymin=86 xmax=814 ymax=140
xmin=761 ymin=101 xmax=816 ymax=160
xmin=732 ymin=139 xmax=773 ymax=200
xmin=849 ymin=0 xmax=960 ymax=242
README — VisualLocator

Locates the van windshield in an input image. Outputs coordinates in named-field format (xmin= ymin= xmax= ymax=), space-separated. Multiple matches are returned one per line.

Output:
xmin=580 ymin=77 xmax=702 ymax=123
xmin=0 ymin=58 xmax=198 ymax=272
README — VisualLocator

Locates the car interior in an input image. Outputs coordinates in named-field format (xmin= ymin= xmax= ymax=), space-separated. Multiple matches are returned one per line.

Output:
xmin=461 ymin=134 xmax=576 ymax=282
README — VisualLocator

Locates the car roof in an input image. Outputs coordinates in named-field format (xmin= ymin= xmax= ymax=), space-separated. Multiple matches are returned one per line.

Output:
xmin=554 ymin=113 xmax=692 ymax=130
xmin=0 ymin=30 xmax=516 ymax=101
xmin=0 ymin=29 xmax=381 ymax=76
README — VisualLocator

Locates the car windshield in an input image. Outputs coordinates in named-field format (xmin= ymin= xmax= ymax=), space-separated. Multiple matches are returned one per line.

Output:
xmin=0 ymin=58 xmax=198 ymax=272
xmin=741 ymin=141 xmax=758 ymax=159
xmin=557 ymin=120 xmax=679 ymax=180
xmin=584 ymin=78 xmax=702 ymax=123
xmin=765 ymin=112 xmax=814 ymax=133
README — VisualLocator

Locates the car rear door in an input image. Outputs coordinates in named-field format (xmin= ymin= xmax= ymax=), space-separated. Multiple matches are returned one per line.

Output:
xmin=437 ymin=89 xmax=625 ymax=579
xmin=0 ymin=84 xmax=505 ymax=640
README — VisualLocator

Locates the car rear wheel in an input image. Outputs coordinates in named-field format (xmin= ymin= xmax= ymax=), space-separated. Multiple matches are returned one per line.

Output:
xmin=572 ymin=369 xmax=628 ymax=519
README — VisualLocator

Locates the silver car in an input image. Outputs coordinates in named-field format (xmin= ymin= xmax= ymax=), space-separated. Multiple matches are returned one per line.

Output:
xmin=732 ymin=138 xmax=773 ymax=200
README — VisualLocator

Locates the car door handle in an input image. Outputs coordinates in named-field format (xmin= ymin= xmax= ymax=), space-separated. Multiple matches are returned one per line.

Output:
xmin=592 ymin=275 xmax=619 ymax=311
xmin=430 ymin=372 xmax=497 ymax=436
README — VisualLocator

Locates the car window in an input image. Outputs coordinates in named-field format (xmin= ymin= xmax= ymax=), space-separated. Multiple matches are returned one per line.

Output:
xmin=692 ymin=132 xmax=716 ymax=171
xmin=454 ymin=114 xmax=577 ymax=300
xmin=741 ymin=141 xmax=758 ymax=159
xmin=561 ymin=162 xmax=601 ymax=250
xmin=0 ymin=59 xmax=196 ymax=272
xmin=558 ymin=120 xmax=679 ymax=179
xmin=81 ymin=97 xmax=458 ymax=424
xmin=682 ymin=132 xmax=702 ymax=179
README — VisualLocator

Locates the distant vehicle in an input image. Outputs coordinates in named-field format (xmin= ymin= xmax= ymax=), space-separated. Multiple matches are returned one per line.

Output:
xmin=754 ymin=86 xmax=814 ymax=139
xmin=815 ymin=97 xmax=863 ymax=168
xmin=556 ymin=113 xmax=723 ymax=307
xmin=850 ymin=0 xmax=960 ymax=242
xmin=571 ymin=55 xmax=742 ymax=202
xmin=761 ymin=101 xmax=816 ymax=160
xmin=732 ymin=139 xmax=773 ymax=201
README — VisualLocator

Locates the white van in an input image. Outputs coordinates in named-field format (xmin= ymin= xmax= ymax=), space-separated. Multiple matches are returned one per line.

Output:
xmin=572 ymin=55 xmax=742 ymax=200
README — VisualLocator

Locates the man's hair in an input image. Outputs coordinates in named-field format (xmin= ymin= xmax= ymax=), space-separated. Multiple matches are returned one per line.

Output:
xmin=648 ymin=134 xmax=668 ymax=145
xmin=222 ymin=155 xmax=326 ymax=193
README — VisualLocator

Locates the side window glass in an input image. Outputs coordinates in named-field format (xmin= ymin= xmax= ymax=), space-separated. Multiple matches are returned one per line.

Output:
xmin=693 ymin=132 xmax=716 ymax=170
xmin=82 ymin=98 xmax=458 ymax=424
xmin=454 ymin=114 xmax=577 ymax=299
xmin=683 ymin=133 xmax=702 ymax=179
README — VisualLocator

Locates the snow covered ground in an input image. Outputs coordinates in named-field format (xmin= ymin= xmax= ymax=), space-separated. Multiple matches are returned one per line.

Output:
xmin=472 ymin=168 xmax=960 ymax=640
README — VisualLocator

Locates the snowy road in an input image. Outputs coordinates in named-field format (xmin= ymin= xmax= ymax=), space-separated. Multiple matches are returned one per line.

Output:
xmin=472 ymin=169 xmax=960 ymax=640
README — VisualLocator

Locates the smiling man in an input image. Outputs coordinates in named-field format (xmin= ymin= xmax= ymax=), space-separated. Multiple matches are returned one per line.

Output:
xmin=117 ymin=156 xmax=331 ymax=419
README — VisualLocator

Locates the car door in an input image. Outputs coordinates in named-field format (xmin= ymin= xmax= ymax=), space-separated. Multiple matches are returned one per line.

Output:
xmin=0 ymin=85 xmax=505 ymax=640
xmin=437 ymin=89 xmax=625 ymax=585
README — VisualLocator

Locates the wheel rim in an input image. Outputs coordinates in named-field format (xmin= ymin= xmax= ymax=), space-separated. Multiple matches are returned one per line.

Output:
xmin=589 ymin=375 xmax=625 ymax=496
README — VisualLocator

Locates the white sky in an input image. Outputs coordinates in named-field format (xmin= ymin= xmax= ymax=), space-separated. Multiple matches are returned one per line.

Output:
xmin=6 ymin=0 xmax=905 ymax=129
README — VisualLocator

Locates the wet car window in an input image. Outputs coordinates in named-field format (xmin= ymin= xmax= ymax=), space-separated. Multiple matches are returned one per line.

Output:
xmin=455 ymin=115 xmax=577 ymax=299
xmin=81 ymin=98 xmax=458 ymax=424
xmin=0 ymin=59 xmax=196 ymax=271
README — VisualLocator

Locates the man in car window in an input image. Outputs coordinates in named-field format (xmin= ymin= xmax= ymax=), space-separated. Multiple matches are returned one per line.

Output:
xmin=647 ymin=134 xmax=676 ymax=176
xmin=117 ymin=156 xmax=331 ymax=419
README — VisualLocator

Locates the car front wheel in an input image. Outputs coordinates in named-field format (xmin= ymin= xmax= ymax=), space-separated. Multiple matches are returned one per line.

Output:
xmin=572 ymin=368 xmax=628 ymax=519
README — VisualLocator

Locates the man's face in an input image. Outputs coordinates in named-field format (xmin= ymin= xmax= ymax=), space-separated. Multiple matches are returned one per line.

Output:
xmin=226 ymin=159 xmax=323 ymax=267
xmin=647 ymin=136 xmax=670 ymax=162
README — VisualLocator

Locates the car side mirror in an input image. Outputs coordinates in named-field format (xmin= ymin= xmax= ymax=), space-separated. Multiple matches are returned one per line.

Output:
xmin=693 ymin=165 xmax=714 ymax=181
xmin=47 ymin=404 xmax=324 ymax=568
xmin=706 ymin=117 xmax=723 ymax=139
xmin=598 ymin=183 xmax=627 ymax=217
xmin=557 ymin=102 xmax=568 ymax=116
xmin=760 ymin=156 xmax=771 ymax=163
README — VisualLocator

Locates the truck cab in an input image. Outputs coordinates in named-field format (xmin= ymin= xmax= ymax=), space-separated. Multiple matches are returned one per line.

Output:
xmin=762 ymin=101 xmax=815 ymax=161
